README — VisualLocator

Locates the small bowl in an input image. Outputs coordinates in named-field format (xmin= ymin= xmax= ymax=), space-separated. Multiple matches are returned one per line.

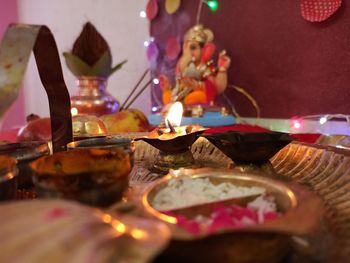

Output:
xmin=67 ymin=137 xmax=135 ymax=166
xmin=0 ymin=141 xmax=49 ymax=188
xmin=67 ymin=136 xmax=133 ymax=152
xmin=143 ymin=168 xmax=323 ymax=263
xmin=316 ymin=134 xmax=350 ymax=148
xmin=72 ymin=114 xmax=108 ymax=140
xmin=202 ymin=131 xmax=294 ymax=164
xmin=31 ymin=148 xmax=132 ymax=207
xmin=0 ymin=155 xmax=18 ymax=201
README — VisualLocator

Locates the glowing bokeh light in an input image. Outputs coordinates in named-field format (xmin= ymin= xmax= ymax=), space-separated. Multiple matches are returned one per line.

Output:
xmin=293 ymin=121 xmax=301 ymax=129
xmin=207 ymin=0 xmax=219 ymax=11
xmin=139 ymin=10 xmax=146 ymax=18
xmin=319 ymin=116 xmax=327 ymax=125
xmin=71 ymin=107 xmax=78 ymax=116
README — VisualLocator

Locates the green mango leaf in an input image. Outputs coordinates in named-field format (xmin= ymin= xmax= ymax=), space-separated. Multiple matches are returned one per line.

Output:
xmin=63 ymin=52 xmax=93 ymax=76
xmin=110 ymin=59 xmax=128 ymax=76
xmin=91 ymin=51 xmax=112 ymax=78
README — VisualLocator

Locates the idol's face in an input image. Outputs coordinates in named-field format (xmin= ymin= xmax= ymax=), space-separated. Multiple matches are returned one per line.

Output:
xmin=187 ymin=40 xmax=202 ymax=62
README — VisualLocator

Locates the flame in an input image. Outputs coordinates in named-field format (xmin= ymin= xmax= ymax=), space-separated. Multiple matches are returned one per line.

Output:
xmin=165 ymin=102 xmax=183 ymax=128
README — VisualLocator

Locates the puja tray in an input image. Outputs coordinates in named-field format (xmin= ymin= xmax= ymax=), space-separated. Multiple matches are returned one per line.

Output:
xmin=129 ymin=137 xmax=350 ymax=263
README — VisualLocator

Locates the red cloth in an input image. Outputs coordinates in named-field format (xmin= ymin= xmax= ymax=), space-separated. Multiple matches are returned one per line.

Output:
xmin=290 ymin=133 xmax=321 ymax=144
xmin=0 ymin=125 xmax=321 ymax=145
xmin=205 ymin=124 xmax=270 ymax=134
xmin=204 ymin=79 xmax=217 ymax=104
xmin=204 ymin=124 xmax=321 ymax=144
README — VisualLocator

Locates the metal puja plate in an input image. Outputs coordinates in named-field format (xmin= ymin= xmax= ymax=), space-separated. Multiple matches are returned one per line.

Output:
xmin=129 ymin=138 xmax=350 ymax=263
xmin=130 ymin=137 xmax=232 ymax=185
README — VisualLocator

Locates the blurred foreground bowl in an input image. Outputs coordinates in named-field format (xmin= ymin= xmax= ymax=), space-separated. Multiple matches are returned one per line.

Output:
xmin=0 ymin=155 xmax=18 ymax=201
xmin=0 ymin=141 xmax=49 ymax=188
xmin=67 ymin=137 xmax=135 ymax=167
xmin=31 ymin=148 xmax=131 ymax=207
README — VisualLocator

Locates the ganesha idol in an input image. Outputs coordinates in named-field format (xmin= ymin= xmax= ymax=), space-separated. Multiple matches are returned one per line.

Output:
xmin=161 ymin=24 xmax=231 ymax=107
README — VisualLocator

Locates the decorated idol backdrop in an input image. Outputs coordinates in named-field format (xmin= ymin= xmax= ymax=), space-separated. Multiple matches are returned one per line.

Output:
xmin=149 ymin=0 xmax=349 ymax=118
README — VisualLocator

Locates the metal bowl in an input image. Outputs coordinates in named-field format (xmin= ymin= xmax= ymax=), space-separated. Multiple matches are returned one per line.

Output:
xmin=67 ymin=137 xmax=135 ymax=166
xmin=316 ymin=134 xmax=350 ymax=149
xmin=67 ymin=136 xmax=133 ymax=152
xmin=72 ymin=114 xmax=108 ymax=140
xmin=31 ymin=148 xmax=132 ymax=207
xmin=0 ymin=155 xmax=18 ymax=201
xmin=0 ymin=141 xmax=49 ymax=188
xmin=143 ymin=168 xmax=323 ymax=263
xmin=202 ymin=131 xmax=294 ymax=164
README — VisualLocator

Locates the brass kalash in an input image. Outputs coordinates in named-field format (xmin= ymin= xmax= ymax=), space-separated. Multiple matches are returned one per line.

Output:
xmin=135 ymin=102 xmax=205 ymax=174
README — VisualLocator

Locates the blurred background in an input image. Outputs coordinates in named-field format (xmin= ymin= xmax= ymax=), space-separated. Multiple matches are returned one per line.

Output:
xmin=0 ymin=0 xmax=151 ymax=130
xmin=0 ymin=0 xmax=349 ymax=135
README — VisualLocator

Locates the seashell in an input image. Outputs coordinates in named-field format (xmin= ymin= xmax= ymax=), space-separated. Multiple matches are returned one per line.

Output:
xmin=0 ymin=199 xmax=170 ymax=263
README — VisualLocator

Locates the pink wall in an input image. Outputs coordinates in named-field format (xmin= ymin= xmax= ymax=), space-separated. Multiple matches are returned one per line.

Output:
xmin=0 ymin=0 xmax=26 ymax=131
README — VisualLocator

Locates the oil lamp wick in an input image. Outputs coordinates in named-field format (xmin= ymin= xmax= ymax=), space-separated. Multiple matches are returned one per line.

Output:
xmin=166 ymin=119 xmax=176 ymax=133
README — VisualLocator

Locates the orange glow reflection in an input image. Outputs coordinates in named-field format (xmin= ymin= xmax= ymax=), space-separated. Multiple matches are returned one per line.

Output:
xmin=111 ymin=220 xmax=126 ymax=233
xmin=130 ymin=229 xmax=148 ymax=240
xmin=102 ymin=214 xmax=112 ymax=224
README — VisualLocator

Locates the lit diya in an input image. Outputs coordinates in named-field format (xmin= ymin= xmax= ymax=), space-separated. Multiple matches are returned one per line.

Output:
xmin=135 ymin=102 xmax=205 ymax=174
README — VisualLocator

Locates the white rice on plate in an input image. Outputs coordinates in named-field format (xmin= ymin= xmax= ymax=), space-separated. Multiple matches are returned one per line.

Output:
xmin=152 ymin=177 xmax=266 ymax=211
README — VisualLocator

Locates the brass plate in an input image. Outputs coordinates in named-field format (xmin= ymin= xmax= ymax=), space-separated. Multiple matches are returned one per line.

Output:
xmin=130 ymin=139 xmax=350 ymax=262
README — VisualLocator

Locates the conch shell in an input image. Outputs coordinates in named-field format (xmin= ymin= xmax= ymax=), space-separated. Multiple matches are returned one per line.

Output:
xmin=0 ymin=200 xmax=170 ymax=263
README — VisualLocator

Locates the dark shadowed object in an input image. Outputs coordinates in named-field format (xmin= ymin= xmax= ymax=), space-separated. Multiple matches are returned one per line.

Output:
xmin=202 ymin=131 xmax=294 ymax=164
xmin=0 ymin=155 xmax=18 ymax=201
xmin=0 ymin=142 xmax=49 ymax=188
xmin=31 ymin=148 xmax=132 ymax=207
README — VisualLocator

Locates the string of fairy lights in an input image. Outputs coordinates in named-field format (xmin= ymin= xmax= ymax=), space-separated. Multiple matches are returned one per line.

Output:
xmin=291 ymin=114 xmax=350 ymax=130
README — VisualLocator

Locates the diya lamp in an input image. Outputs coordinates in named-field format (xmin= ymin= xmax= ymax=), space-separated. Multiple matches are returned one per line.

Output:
xmin=202 ymin=131 xmax=295 ymax=176
xmin=135 ymin=102 xmax=205 ymax=174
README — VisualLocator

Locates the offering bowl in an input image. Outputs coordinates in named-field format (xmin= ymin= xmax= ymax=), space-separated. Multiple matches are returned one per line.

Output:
xmin=31 ymin=148 xmax=132 ymax=207
xmin=0 ymin=141 xmax=49 ymax=188
xmin=67 ymin=136 xmax=134 ymax=163
xmin=0 ymin=155 xmax=18 ymax=201
xmin=142 ymin=168 xmax=323 ymax=263
xmin=72 ymin=114 xmax=108 ymax=141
